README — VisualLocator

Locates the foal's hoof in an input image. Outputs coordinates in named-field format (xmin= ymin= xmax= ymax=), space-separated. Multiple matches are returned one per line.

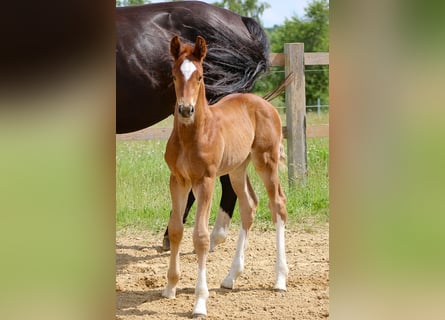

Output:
xmin=192 ymin=313 xmax=206 ymax=319
xmin=273 ymin=283 xmax=287 ymax=293
xmin=162 ymin=235 xmax=170 ymax=251
xmin=220 ymin=278 xmax=235 ymax=290
xmin=162 ymin=287 xmax=176 ymax=299
xmin=209 ymin=228 xmax=228 ymax=252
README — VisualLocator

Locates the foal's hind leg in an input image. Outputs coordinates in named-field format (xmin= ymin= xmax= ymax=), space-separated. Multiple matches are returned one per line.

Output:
xmin=252 ymin=150 xmax=289 ymax=291
xmin=221 ymin=165 xmax=258 ymax=289
xmin=210 ymin=175 xmax=237 ymax=251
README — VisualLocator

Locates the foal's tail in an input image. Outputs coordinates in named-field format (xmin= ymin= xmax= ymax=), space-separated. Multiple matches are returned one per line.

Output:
xmin=261 ymin=73 xmax=292 ymax=170
xmin=263 ymin=72 xmax=295 ymax=102
xmin=279 ymin=142 xmax=287 ymax=170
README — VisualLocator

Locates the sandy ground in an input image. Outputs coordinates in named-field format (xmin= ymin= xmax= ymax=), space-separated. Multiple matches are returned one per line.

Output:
xmin=116 ymin=223 xmax=329 ymax=319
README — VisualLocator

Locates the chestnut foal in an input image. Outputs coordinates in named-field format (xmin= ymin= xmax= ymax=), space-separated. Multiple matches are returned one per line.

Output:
xmin=162 ymin=35 xmax=288 ymax=317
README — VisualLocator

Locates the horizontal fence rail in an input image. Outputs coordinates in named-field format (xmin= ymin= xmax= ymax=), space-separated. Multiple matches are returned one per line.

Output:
xmin=269 ymin=52 xmax=329 ymax=66
xmin=116 ymin=124 xmax=329 ymax=141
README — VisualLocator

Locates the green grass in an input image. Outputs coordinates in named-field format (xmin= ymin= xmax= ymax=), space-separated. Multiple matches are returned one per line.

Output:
xmin=116 ymin=112 xmax=329 ymax=232
xmin=116 ymin=140 xmax=171 ymax=232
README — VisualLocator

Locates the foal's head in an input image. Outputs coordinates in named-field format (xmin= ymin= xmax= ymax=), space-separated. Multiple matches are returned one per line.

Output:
xmin=170 ymin=35 xmax=207 ymax=123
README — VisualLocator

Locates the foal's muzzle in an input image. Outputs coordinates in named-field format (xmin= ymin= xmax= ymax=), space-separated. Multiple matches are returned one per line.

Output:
xmin=178 ymin=104 xmax=195 ymax=118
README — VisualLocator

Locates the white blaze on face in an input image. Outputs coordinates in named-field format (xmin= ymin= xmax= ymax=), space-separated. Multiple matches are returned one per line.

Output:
xmin=180 ymin=59 xmax=197 ymax=81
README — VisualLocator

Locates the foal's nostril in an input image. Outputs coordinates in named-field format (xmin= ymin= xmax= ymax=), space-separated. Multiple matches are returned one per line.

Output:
xmin=178 ymin=104 xmax=194 ymax=118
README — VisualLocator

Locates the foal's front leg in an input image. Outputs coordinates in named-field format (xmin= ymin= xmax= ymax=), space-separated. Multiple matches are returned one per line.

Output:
xmin=191 ymin=176 xmax=216 ymax=317
xmin=162 ymin=175 xmax=190 ymax=299
xmin=163 ymin=191 xmax=195 ymax=251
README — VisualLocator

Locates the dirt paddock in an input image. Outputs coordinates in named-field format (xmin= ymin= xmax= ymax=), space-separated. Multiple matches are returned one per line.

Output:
xmin=116 ymin=223 xmax=329 ymax=319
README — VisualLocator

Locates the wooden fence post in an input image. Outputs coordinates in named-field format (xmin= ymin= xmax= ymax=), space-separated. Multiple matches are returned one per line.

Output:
xmin=285 ymin=43 xmax=307 ymax=186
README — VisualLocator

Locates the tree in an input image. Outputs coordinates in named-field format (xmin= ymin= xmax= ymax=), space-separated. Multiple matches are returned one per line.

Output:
xmin=116 ymin=0 xmax=150 ymax=6
xmin=212 ymin=0 xmax=270 ymax=25
xmin=263 ymin=0 xmax=329 ymax=107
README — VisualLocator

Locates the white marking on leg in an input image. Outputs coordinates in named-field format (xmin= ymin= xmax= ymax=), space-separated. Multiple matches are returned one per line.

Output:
xmin=221 ymin=228 xmax=247 ymax=289
xmin=210 ymin=208 xmax=231 ymax=251
xmin=192 ymin=266 xmax=209 ymax=316
xmin=180 ymin=59 xmax=197 ymax=81
xmin=162 ymin=284 xmax=176 ymax=299
xmin=274 ymin=215 xmax=288 ymax=291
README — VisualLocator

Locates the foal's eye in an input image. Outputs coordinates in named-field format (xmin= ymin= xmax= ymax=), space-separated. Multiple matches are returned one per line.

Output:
xmin=198 ymin=75 xmax=202 ymax=82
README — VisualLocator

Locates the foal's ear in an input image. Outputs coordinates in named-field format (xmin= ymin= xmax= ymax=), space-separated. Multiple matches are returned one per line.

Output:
xmin=193 ymin=36 xmax=207 ymax=61
xmin=170 ymin=35 xmax=182 ymax=60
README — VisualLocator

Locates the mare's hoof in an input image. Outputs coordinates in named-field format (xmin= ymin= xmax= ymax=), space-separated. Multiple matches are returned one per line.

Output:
xmin=162 ymin=235 xmax=170 ymax=252
xmin=273 ymin=287 xmax=287 ymax=293
xmin=192 ymin=313 xmax=206 ymax=319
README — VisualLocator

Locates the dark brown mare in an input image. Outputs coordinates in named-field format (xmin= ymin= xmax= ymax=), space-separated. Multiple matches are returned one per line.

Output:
xmin=163 ymin=35 xmax=288 ymax=317
xmin=116 ymin=1 xmax=270 ymax=250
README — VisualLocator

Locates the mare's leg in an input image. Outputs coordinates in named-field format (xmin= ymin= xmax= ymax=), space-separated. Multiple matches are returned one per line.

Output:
xmin=252 ymin=150 xmax=288 ymax=291
xmin=210 ymin=174 xmax=237 ymax=251
xmin=191 ymin=176 xmax=216 ymax=317
xmin=221 ymin=165 xmax=258 ymax=289
xmin=163 ymin=191 xmax=195 ymax=251
xmin=162 ymin=175 xmax=190 ymax=299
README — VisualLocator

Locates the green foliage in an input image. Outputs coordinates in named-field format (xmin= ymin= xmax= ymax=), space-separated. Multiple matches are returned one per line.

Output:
xmin=116 ymin=0 xmax=150 ymax=7
xmin=212 ymin=0 xmax=270 ymax=25
xmin=268 ymin=0 xmax=329 ymax=53
xmin=257 ymin=0 xmax=329 ymax=106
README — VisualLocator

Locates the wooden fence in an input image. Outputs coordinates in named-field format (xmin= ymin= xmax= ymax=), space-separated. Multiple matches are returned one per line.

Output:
xmin=117 ymin=43 xmax=329 ymax=185
xmin=273 ymin=44 xmax=329 ymax=184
